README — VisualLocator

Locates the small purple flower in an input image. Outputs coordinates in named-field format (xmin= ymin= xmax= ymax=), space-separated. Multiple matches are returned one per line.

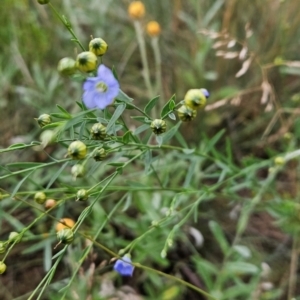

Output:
xmin=82 ymin=64 xmax=120 ymax=109
xmin=201 ymin=88 xmax=210 ymax=98
xmin=113 ymin=255 xmax=135 ymax=276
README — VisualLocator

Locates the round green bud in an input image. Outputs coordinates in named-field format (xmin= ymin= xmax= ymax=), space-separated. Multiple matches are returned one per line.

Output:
xmin=8 ymin=232 xmax=20 ymax=243
xmin=76 ymin=189 xmax=89 ymax=201
xmin=35 ymin=114 xmax=52 ymax=128
xmin=71 ymin=164 xmax=85 ymax=179
xmin=93 ymin=147 xmax=106 ymax=161
xmin=150 ymin=119 xmax=167 ymax=135
xmin=91 ymin=123 xmax=106 ymax=140
xmin=37 ymin=0 xmax=50 ymax=4
xmin=57 ymin=57 xmax=77 ymax=76
xmin=57 ymin=228 xmax=74 ymax=244
xmin=68 ymin=141 xmax=87 ymax=160
xmin=0 ymin=262 xmax=7 ymax=274
xmin=274 ymin=156 xmax=285 ymax=166
xmin=76 ymin=51 xmax=97 ymax=73
xmin=40 ymin=130 xmax=56 ymax=148
xmin=89 ymin=38 xmax=108 ymax=56
xmin=184 ymin=89 xmax=207 ymax=110
xmin=177 ymin=105 xmax=197 ymax=122
xmin=0 ymin=242 xmax=6 ymax=254
xmin=34 ymin=192 xmax=47 ymax=204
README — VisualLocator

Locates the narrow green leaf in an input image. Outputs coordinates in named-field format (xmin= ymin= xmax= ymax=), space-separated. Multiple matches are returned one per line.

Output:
xmin=134 ymin=124 xmax=149 ymax=135
xmin=50 ymin=113 xmax=71 ymax=120
xmin=208 ymin=220 xmax=229 ymax=255
xmin=168 ymin=113 xmax=176 ymax=120
xmin=56 ymin=105 xmax=72 ymax=118
xmin=112 ymin=65 xmax=119 ymax=81
xmin=106 ymin=103 xmax=126 ymax=134
xmin=161 ymin=121 xmax=181 ymax=144
xmin=156 ymin=135 xmax=163 ymax=147
xmin=131 ymin=116 xmax=151 ymax=124
xmin=161 ymin=94 xmax=176 ymax=118
xmin=122 ymin=131 xmax=132 ymax=144
xmin=116 ymin=89 xmax=133 ymax=103
xmin=144 ymin=96 xmax=160 ymax=114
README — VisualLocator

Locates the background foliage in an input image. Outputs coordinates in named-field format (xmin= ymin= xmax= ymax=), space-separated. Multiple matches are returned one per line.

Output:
xmin=1 ymin=0 xmax=300 ymax=299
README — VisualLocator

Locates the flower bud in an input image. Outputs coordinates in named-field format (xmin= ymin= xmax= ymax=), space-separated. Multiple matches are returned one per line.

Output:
xmin=0 ymin=262 xmax=6 ymax=274
xmin=37 ymin=0 xmax=50 ymax=4
xmin=45 ymin=199 xmax=57 ymax=210
xmin=57 ymin=57 xmax=77 ymax=76
xmin=89 ymin=38 xmax=108 ymax=56
xmin=40 ymin=130 xmax=56 ymax=148
xmin=93 ymin=147 xmax=106 ymax=161
xmin=9 ymin=232 xmax=20 ymax=243
xmin=150 ymin=119 xmax=167 ymax=135
xmin=274 ymin=156 xmax=285 ymax=166
xmin=91 ymin=123 xmax=106 ymax=140
xmin=34 ymin=192 xmax=47 ymax=204
xmin=68 ymin=141 xmax=87 ymax=160
xmin=128 ymin=1 xmax=145 ymax=19
xmin=76 ymin=51 xmax=97 ymax=73
xmin=177 ymin=105 xmax=197 ymax=122
xmin=71 ymin=164 xmax=85 ymax=179
xmin=184 ymin=89 xmax=207 ymax=110
xmin=76 ymin=189 xmax=89 ymax=201
xmin=57 ymin=228 xmax=74 ymax=244
xmin=146 ymin=21 xmax=161 ymax=37
xmin=35 ymin=114 xmax=52 ymax=128
xmin=0 ymin=242 xmax=6 ymax=254
xmin=56 ymin=218 xmax=75 ymax=232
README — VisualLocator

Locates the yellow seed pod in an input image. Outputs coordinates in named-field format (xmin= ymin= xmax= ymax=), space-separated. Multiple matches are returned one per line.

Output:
xmin=0 ymin=242 xmax=6 ymax=254
xmin=89 ymin=38 xmax=108 ymax=56
xmin=150 ymin=119 xmax=167 ymax=135
xmin=76 ymin=189 xmax=89 ymax=201
xmin=34 ymin=192 xmax=47 ymax=204
xmin=45 ymin=199 xmax=57 ymax=210
xmin=177 ymin=105 xmax=197 ymax=122
xmin=35 ymin=114 xmax=52 ymax=128
xmin=68 ymin=141 xmax=87 ymax=160
xmin=76 ymin=51 xmax=98 ymax=73
xmin=57 ymin=57 xmax=77 ymax=76
xmin=0 ymin=262 xmax=6 ymax=274
xmin=56 ymin=218 xmax=75 ymax=232
xmin=57 ymin=228 xmax=74 ymax=244
xmin=184 ymin=89 xmax=207 ymax=110
xmin=93 ymin=147 xmax=107 ymax=161
xmin=128 ymin=1 xmax=145 ymax=19
xmin=146 ymin=21 xmax=161 ymax=37
xmin=91 ymin=123 xmax=107 ymax=140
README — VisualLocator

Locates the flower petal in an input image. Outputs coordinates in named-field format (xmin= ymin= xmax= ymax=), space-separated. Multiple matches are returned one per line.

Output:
xmin=97 ymin=64 xmax=117 ymax=84
xmin=83 ymin=78 xmax=98 ymax=91
xmin=83 ymin=91 xmax=97 ymax=109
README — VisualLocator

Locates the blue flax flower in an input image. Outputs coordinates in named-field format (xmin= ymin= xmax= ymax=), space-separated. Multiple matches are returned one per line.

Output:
xmin=83 ymin=64 xmax=119 ymax=109
xmin=114 ymin=254 xmax=134 ymax=276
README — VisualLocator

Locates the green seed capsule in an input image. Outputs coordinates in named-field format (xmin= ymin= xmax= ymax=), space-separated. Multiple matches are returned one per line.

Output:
xmin=184 ymin=89 xmax=207 ymax=110
xmin=93 ymin=148 xmax=106 ymax=161
xmin=57 ymin=57 xmax=77 ymax=76
xmin=71 ymin=164 xmax=85 ymax=179
xmin=177 ymin=105 xmax=197 ymax=122
xmin=0 ymin=262 xmax=7 ymax=274
xmin=37 ymin=0 xmax=50 ymax=4
xmin=89 ymin=38 xmax=108 ymax=56
xmin=0 ymin=242 xmax=6 ymax=254
xmin=8 ymin=232 xmax=20 ymax=243
xmin=68 ymin=141 xmax=87 ymax=160
xmin=76 ymin=51 xmax=97 ymax=73
xmin=35 ymin=114 xmax=52 ymax=128
xmin=34 ymin=192 xmax=47 ymax=204
xmin=150 ymin=119 xmax=167 ymax=135
xmin=91 ymin=123 xmax=106 ymax=140
xmin=76 ymin=189 xmax=89 ymax=201
xmin=57 ymin=228 xmax=74 ymax=244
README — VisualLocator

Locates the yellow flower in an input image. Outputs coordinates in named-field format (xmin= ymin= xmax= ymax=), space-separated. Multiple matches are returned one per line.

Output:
xmin=68 ymin=141 xmax=87 ymax=160
xmin=150 ymin=119 xmax=167 ymax=135
xmin=177 ymin=105 xmax=197 ymax=122
xmin=146 ymin=21 xmax=161 ymax=37
xmin=128 ymin=1 xmax=145 ymax=19
xmin=184 ymin=89 xmax=207 ymax=110
xmin=89 ymin=38 xmax=108 ymax=56
xmin=76 ymin=51 xmax=98 ymax=73
xmin=56 ymin=218 xmax=75 ymax=232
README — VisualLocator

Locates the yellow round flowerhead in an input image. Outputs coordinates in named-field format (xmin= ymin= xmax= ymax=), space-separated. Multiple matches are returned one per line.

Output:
xmin=76 ymin=189 xmax=89 ymax=201
xmin=150 ymin=119 xmax=167 ymax=135
xmin=177 ymin=105 xmax=197 ymax=122
xmin=89 ymin=38 xmax=108 ymax=56
xmin=56 ymin=218 xmax=75 ymax=232
xmin=57 ymin=228 xmax=74 ymax=244
xmin=184 ymin=89 xmax=207 ymax=110
xmin=45 ymin=199 xmax=56 ymax=210
xmin=128 ymin=1 xmax=145 ymax=19
xmin=0 ymin=262 xmax=7 ymax=275
xmin=36 ymin=114 xmax=52 ymax=128
xmin=91 ymin=123 xmax=106 ymax=140
xmin=71 ymin=164 xmax=85 ymax=179
xmin=76 ymin=51 xmax=98 ymax=73
xmin=68 ymin=141 xmax=87 ymax=160
xmin=57 ymin=57 xmax=77 ymax=76
xmin=93 ymin=147 xmax=107 ymax=161
xmin=146 ymin=21 xmax=161 ymax=37
xmin=34 ymin=192 xmax=47 ymax=204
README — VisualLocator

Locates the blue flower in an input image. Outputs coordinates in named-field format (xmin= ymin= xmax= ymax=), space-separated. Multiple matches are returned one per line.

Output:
xmin=113 ymin=255 xmax=134 ymax=276
xmin=82 ymin=64 xmax=120 ymax=109
xmin=201 ymin=88 xmax=210 ymax=98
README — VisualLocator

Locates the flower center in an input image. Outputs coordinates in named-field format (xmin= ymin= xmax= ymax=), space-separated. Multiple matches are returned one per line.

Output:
xmin=96 ymin=82 xmax=108 ymax=93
